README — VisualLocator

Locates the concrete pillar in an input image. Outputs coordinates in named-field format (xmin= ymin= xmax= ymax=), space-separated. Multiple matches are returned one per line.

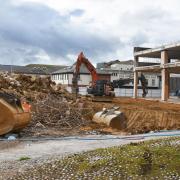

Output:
xmin=161 ymin=51 xmax=169 ymax=101
xmin=133 ymin=56 xmax=139 ymax=98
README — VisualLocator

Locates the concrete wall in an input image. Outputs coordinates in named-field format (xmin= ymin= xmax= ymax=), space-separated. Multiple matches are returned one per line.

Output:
xmin=144 ymin=74 xmax=160 ymax=88
xmin=51 ymin=73 xmax=92 ymax=86
xmin=111 ymin=72 xmax=160 ymax=88
xmin=111 ymin=72 xmax=133 ymax=82
xmin=111 ymin=63 xmax=133 ymax=71
xmin=114 ymin=88 xmax=161 ymax=98
xmin=66 ymin=86 xmax=88 ymax=95
xmin=66 ymin=86 xmax=161 ymax=98
xmin=68 ymin=74 xmax=92 ymax=86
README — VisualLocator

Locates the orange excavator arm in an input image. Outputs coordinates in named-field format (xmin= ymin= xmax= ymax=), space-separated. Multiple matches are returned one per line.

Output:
xmin=72 ymin=52 xmax=99 ymax=94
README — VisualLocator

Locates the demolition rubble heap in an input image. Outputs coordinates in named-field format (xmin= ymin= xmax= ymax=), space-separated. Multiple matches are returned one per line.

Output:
xmin=0 ymin=73 xmax=91 ymax=134
xmin=0 ymin=73 xmax=73 ymax=101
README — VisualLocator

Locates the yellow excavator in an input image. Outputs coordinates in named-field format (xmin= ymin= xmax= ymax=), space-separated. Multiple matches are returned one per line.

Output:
xmin=0 ymin=92 xmax=31 ymax=136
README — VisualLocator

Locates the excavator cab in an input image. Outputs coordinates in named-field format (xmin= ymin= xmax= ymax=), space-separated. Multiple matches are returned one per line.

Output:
xmin=87 ymin=80 xmax=114 ymax=102
xmin=87 ymin=80 xmax=108 ymax=96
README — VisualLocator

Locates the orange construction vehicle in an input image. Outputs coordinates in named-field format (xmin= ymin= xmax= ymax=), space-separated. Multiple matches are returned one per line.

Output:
xmin=72 ymin=52 xmax=148 ymax=101
xmin=0 ymin=92 xmax=31 ymax=135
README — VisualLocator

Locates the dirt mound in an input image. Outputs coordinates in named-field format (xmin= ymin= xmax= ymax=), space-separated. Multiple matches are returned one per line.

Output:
xmin=115 ymin=98 xmax=180 ymax=133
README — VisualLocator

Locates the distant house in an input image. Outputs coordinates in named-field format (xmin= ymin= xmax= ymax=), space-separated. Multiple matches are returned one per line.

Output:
xmin=51 ymin=63 xmax=111 ymax=87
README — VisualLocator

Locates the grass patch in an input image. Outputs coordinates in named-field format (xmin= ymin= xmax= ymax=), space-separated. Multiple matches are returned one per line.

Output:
xmin=18 ymin=156 xmax=31 ymax=161
xmin=14 ymin=137 xmax=180 ymax=179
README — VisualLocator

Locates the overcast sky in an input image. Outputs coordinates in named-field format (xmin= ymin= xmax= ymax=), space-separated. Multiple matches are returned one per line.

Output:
xmin=1 ymin=0 xmax=180 ymax=65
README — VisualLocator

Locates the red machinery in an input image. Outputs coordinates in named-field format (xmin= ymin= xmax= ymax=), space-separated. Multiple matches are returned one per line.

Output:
xmin=72 ymin=52 xmax=99 ymax=86
xmin=72 ymin=52 xmax=99 ymax=94
xmin=72 ymin=52 xmax=148 ymax=99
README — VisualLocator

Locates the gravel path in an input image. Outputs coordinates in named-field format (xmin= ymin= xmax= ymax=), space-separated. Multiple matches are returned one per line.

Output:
xmin=0 ymin=131 xmax=179 ymax=179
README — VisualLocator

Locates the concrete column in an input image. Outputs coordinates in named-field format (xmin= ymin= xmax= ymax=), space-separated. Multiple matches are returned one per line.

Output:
xmin=161 ymin=51 xmax=169 ymax=101
xmin=133 ymin=56 xmax=139 ymax=98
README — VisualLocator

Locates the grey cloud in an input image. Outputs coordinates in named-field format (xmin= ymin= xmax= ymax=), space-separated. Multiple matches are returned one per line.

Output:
xmin=70 ymin=9 xmax=85 ymax=17
xmin=0 ymin=0 xmax=122 ymax=65
xmin=119 ymin=6 xmax=178 ymax=48
xmin=130 ymin=32 xmax=149 ymax=46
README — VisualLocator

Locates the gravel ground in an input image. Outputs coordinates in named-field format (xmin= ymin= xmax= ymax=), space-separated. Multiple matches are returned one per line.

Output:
xmin=0 ymin=131 xmax=179 ymax=179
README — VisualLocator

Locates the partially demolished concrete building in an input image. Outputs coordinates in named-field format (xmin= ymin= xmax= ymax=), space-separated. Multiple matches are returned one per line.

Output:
xmin=134 ymin=42 xmax=180 ymax=101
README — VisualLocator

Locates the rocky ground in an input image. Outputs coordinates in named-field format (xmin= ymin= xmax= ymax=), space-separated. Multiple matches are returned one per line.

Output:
xmin=0 ymin=137 xmax=179 ymax=180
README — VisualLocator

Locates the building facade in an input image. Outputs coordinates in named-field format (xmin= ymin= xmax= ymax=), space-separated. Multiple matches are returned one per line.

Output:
xmin=133 ymin=43 xmax=180 ymax=101
xmin=97 ymin=60 xmax=161 ymax=89
xmin=51 ymin=63 xmax=111 ymax=87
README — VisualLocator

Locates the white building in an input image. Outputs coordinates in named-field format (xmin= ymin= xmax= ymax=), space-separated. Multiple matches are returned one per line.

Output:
xmin=97 ymin=60 xmax=161 ymax=88
xmin=51 ymin=63 xmax=111 ymax=87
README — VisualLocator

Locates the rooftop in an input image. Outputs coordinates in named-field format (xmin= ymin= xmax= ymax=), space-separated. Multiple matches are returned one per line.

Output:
xmin=52 ymin=64 xmax=111 ymax=75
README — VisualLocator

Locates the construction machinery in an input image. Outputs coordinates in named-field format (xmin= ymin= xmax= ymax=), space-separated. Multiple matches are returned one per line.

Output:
xmin=92 ymin=106 xmax=126 ymax=130
xmin=72 ymin=52 xmax=99 ymax=95
xmin=0 ymin=92 xmax=31 ymax=135
xmin=72 ymin=52 xmax=148 ymax=101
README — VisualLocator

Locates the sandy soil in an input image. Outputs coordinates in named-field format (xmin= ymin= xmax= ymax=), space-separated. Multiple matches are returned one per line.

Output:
xmin=84 ymin=97 xmax=180 ymax=134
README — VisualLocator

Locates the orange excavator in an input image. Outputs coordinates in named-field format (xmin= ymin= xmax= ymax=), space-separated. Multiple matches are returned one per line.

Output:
xmin=0 ymin=92 xmax=31 ymax=135
xmin=72 ymin=52 xmax=148 ymax=101
xmin=72 ymin=52 xmax=115 ymax=101
xmin=72 ymin=52 xmax=98 ymax=94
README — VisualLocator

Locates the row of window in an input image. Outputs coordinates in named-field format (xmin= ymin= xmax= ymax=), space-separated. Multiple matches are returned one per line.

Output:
xmin=112 ymin=73 xmax=158 ymax=79
xmin=112 ymin=73 xmax=132 ymax=78
xmin=52 ymin=74 xmax=68 ymax=81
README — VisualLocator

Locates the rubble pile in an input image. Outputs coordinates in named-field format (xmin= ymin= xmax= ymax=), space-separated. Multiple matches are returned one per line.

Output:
xmin=0 ymin=73 xmax=72 ymax=101
xmin=29 ymin=95 xmax=88 ymax=130
xmin=0 ymin=72 xmax=93 ymax=136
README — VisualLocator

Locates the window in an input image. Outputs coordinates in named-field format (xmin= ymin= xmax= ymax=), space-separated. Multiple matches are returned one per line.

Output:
xmin=152 ymin=79 xmax=155 ymax=86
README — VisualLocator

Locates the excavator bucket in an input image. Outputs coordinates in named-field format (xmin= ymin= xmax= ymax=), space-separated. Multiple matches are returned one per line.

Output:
xmin=92 ymin=107 xmax=126 ymax=130
xmin=0 ymin=94 xmax=31 ymax=136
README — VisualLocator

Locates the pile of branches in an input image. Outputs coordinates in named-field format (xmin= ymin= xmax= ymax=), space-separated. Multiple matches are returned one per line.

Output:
xmin=31 ymin=95 xmax=88 ymax=129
